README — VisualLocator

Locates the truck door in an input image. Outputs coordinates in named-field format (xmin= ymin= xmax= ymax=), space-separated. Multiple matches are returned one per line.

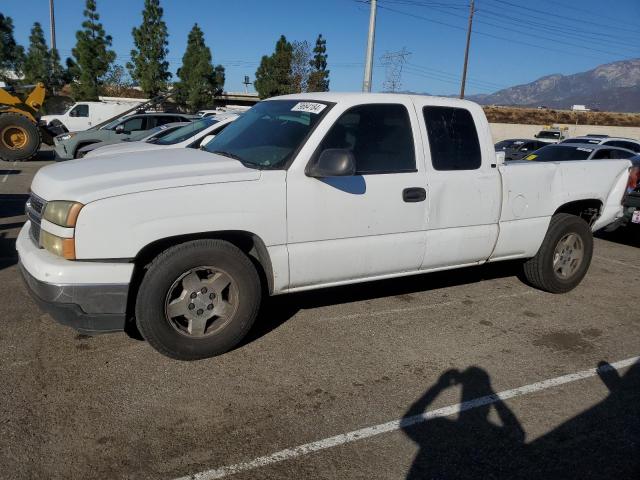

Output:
xmin=67 ymin=104 xmax=89 ymax=131
xmin=414 ymin=102 xmax=502 ymax=269
xmin=286 ymin=101 xmax=428 ymax=289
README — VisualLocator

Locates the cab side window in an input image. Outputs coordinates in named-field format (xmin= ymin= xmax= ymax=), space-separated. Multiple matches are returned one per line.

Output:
xmin=120 ymin=117 xmax=145 ymax=132
xmin=69 ymin=104 xmax=89 ymax=117
xmin=317 ymin=104 xmax=416 ymax=174
xmin=423 ymin=106 xmax=481 ymax=170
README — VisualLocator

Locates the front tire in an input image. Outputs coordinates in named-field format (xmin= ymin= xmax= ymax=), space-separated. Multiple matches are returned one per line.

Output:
xmin=523 ymin=213 xmax=593 ymax=293
xmin=135 ymin=239 xmax=261 ymax=360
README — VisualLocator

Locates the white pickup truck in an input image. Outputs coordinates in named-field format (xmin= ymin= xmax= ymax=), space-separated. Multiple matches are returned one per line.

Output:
xmin=18 ymin=93 xmax=631 ymax=360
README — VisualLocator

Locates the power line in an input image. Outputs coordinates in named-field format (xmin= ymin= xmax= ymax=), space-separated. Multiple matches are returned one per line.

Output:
xmin=393 ymin=0 xmax=638 ymax=59
xmin=376 ymin=3 xmax=630 ymax=62
xmin=480 ymin=0 xmax=640 ymax=45
xmin=488 ymin=0 xmax=640 ymax=36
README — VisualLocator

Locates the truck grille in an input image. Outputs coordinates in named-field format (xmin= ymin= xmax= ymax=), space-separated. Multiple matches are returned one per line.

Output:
xmin=25 ymin=193 xmax=46 ymax=247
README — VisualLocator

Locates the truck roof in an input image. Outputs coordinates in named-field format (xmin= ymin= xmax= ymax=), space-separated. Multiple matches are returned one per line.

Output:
xmin=271 ymin=92 xmax=481 ymax=109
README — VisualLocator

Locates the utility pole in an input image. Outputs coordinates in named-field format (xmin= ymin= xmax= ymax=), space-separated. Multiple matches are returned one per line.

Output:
xmin=49 ymin=0 xmax=57 ymax=51
xmin=460 ymin=0 xmax=475 ymax=99
xmin=362 ymin=0 xmax=377 ymax=93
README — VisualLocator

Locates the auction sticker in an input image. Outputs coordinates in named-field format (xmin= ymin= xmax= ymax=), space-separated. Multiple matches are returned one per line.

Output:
xmin=291 ymin=102 xmax=327 ymax=114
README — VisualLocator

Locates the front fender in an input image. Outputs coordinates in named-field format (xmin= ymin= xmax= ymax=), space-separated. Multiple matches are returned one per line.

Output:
xmin=74 ymin=172 xmax=287 ymax=260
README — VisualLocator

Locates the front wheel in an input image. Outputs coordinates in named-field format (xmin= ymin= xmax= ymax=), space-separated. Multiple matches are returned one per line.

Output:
xmin=522 ymin=213 xmax=594 ymax=293
xmin=135 ymin=239 xmax=262 ymax=360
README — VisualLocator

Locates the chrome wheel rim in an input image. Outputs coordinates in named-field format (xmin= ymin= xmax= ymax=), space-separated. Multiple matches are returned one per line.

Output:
xmin=164 ymin=266 xmax=238 ymax=338
xmin=553 ymin=233 xmax=584 ymax=280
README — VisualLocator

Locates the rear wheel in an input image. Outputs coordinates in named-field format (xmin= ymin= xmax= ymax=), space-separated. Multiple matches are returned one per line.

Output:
xmin=522 ymin=213 xmax=593 ymax=293
xmin=135 ymin=239 xmax=262 ymax=360
xmin=0 ymin=113 xmax=41 ymax=162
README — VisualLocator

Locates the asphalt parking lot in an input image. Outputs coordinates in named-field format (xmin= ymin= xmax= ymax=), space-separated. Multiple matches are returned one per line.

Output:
xmin=0 ymin=154 xmax=639 ymax=479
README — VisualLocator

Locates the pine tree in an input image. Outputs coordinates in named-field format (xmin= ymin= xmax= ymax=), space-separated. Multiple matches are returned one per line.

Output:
xmin=127 ymin=0 xmax=171 ymax=97
xmin=254 ymin=35 xmax=293 ymax=99
xmin=23 ymin=22 xmax=65 ymax=93
xmin=71 ymin=0 xmax=116 ymax=100
xmin=291 ymin=41 xmax=311 ymax=94
xmin=307 ymin=34 xmax=329 ymax=92
xmin=174 ymin=24 xmax=225 ymax=111
xmin=0 ymin=14 xmax=25 ymax=80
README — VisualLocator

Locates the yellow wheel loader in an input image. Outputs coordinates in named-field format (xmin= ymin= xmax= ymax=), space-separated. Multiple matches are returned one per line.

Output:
xmin=0 ymin=82 xmax=58 ymax=162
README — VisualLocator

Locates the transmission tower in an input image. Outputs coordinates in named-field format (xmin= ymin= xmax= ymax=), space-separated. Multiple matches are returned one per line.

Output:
xmin=381 ymin=48 xmax=411 ymax=93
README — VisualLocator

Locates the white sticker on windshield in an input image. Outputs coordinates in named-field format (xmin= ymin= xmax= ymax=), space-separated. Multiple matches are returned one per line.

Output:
xmin=291 ymin=102 xmax=327 ymax=114
xmin=577 ymin=147 xmax=593 ymax=152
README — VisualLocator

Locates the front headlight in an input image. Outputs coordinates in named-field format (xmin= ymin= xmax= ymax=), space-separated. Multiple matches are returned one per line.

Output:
xmin=43 ymin=201 xmax=83 ymax=227
xmin=57 ymin=133 xmax=75 ymax=142
xmin=40 ymin=230 xmax=76 ymax=259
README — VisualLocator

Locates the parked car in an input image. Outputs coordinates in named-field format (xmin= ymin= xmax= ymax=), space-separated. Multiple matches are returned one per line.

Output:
xmin=621 ymin=155 xmax=640 ymax=227
xmin=560 ymin=136 xmax=640 ymax=154
xmin=54 ymin=112 xmax=199 ymax=159
xmin=534 ymin=128 xmax=565 ymax=142
xmin=76 ymin=122 xmax=190 ymax=158
xmin=524 ymin=144 xmax=636 ymax=162
xmin=40 ymin=99 xmax=145 ymax=132
xmin=18 ymin=93 xmax=632 ymax=360
xmin=83 ymin=115 xmax=238 ymax=158
xmin=495 ymin=139 xmax=549 ymax=161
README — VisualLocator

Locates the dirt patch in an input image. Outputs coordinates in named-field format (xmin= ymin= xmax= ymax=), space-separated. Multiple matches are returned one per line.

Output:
xmin=484 ymin=106 xmax=640 ymax=127
xmin=533 ymin=330 xmax=596 ymax=353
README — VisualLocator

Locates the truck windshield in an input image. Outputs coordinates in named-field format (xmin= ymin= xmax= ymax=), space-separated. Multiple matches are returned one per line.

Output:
xmin=151 ymin=117 xmax=217 ymax=145
xmin=527 ymin=145 xmax=592 ymax=161
xmin=203 ymin=100 xmax=331 ymax=169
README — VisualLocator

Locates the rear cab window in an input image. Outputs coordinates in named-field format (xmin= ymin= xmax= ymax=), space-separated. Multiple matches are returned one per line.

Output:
xmin=423 ymin=106 xmax=481 ymax=171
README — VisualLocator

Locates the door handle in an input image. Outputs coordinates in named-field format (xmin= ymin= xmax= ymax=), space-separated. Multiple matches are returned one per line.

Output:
xmin=403 ymin=187 xmax=426 ymax=203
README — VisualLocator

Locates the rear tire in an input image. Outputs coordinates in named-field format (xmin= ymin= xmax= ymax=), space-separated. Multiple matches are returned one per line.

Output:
xmin=0 ymin=113 xmax=41 ymax=162
xmin=135 ymin=239 xmax=262 ymax=360
xmin=523 ymin=213 xmax=593 ymax=293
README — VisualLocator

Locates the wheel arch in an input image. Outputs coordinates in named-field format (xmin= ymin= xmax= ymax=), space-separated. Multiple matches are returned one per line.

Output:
xmin=553 ymin=198 xmax=603 ymax=226
xmin=130 ymin=230 xmax=275 ymax=298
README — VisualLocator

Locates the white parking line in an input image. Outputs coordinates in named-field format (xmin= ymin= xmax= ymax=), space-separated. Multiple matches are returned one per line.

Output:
xmin=175 ymin=355 xmax=639 ymax=480
xmin=1 ymin=161 xmax=18 ymax=183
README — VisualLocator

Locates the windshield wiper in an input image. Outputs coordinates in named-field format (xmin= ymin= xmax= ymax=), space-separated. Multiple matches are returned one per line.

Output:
xmin=209 ymin=150 xmax=266 ymax=170
xmin=210 ymin=150 xmax=244 ymax=161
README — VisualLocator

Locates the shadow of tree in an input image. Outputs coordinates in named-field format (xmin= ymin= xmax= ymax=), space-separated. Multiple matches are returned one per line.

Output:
xmin=401 ymin=361 xmax=640 ymax=479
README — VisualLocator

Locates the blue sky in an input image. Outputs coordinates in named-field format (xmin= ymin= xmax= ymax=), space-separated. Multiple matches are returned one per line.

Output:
xmin=3 ymin=0 xmax=640 ymax=95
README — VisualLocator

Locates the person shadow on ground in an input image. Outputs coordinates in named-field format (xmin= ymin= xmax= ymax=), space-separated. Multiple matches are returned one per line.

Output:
xmin=401 ymin=361 xmax=640 ymax=480
xmin=401 ymin=367 xmax=526 ymax=480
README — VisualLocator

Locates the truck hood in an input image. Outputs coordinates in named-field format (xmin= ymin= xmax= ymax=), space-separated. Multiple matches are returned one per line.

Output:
xmin=86 ymin=140 xmax=166 ymax=158
xmin=31 ymin=148 xmax=261 ymax=204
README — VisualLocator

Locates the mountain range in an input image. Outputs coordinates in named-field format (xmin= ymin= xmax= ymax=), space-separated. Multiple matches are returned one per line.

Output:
xmin=466 ymin=59 xmax=640 ymax=112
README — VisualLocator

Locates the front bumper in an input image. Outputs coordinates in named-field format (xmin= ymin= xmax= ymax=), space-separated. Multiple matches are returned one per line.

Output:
xmin=17 ymin=223 xmax=132 ymax=334
xmin=53 ymin=140 xmax=73 ymax=160
xmin=20 ymin=262 xmax=128 ymax=334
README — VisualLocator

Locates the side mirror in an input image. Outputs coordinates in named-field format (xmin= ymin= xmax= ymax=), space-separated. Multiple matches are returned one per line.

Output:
xmin=495 ymin=151 xmax=506 ymax=166
xmin=199 ymin=134 xmax=216 ymax=149
xmin=307 ymin=149 xmax=356 ymax=178
xmin=115 ymin=125 xmax=127 ymax=134
xmin=534 ymin=134 xmax=539 ymax=138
